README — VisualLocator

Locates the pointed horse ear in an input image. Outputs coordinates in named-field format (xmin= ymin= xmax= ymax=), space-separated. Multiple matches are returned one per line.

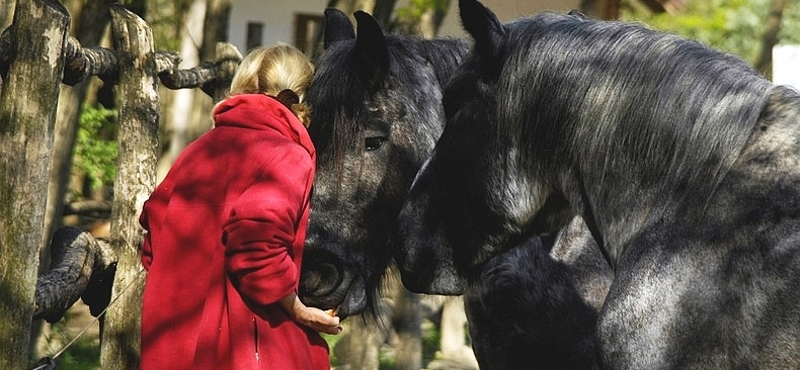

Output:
xmin=459 ymin=0 xmax=506 ymax=61
xmin=353 ymin=10 xmax=389 ymax=90
xmin=324 ymin=8 xmax=355 ymax=49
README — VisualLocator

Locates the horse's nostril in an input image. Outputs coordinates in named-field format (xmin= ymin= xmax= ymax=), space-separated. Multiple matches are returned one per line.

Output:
xmin=300 ymin=262 xmax=342 ymax=297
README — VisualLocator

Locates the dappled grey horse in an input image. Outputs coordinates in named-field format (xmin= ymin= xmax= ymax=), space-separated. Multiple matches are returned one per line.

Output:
xmin=395 ymin=0 xmax=800 ymax=369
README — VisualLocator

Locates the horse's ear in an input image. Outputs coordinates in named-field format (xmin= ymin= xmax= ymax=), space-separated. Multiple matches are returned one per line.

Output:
xmin=354 ymin=10 xmax=389 ymax=89
xmin=459 ymin=0 xmax=506 ymax=60
xmin=324 ymin=8 xmax=355 ymax=49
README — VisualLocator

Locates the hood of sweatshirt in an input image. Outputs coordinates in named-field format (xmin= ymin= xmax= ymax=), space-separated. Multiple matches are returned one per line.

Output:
xmin=212 ymin=93 xmax=315 ymax=158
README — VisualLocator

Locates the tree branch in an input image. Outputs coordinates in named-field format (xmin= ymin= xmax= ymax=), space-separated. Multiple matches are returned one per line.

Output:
xmin=33 ymin=227 xmax=117 ymax=322
xmin=0 ymin=27 xmax=241 ymax=96
xmin=62 ymin=200 xmax=112 ymax=218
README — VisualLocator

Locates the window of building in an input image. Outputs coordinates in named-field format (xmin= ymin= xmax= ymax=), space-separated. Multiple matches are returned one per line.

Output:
xmin=246 ymin=21 xmax=264 ymax=52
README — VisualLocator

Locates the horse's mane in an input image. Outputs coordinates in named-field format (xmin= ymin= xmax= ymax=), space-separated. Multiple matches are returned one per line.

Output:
xmin=496 ymin=12 xmax=773 ymax=213
xmin=415 ymin=38 xmax=471 ymax=89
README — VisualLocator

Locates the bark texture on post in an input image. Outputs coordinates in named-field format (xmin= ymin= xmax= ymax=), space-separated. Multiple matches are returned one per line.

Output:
xmin=99 ymin=5 xmax=159 ymax=370
xmin=0 ymin=0 xmax=68 ymax=368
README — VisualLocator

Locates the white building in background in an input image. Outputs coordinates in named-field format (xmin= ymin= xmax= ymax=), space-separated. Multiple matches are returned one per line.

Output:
xmin=228 ymin=0 xmax=581 ymax=55
xmin=773 ymin=45 xmax=800 ymax=90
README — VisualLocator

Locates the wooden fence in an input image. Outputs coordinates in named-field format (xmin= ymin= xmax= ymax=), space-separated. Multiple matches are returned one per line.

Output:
xmin=0 ymin=1 xmax=242 ymax=369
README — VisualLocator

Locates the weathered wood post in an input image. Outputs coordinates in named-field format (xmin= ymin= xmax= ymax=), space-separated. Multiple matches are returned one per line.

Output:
xmin=99 ymin=4 xmax=159 ymax=370
xmin=0 ymin=0 xmax=69 ymax=369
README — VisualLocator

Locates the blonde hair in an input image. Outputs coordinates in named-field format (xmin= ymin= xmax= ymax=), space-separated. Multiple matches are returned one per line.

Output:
xmin=228 ymin=43 xmax=314 ymax=127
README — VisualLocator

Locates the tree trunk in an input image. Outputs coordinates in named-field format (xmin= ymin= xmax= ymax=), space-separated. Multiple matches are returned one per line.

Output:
xmin=0 ymin=0 xmax=14 ymax=32
xmin=201 ymin=0 xmax=231 ymax=60
xmin=439 ymin=296 xmax=467 ymax=355
xmin=155 ymin=0 xmax=231 ymax=181
xmin=99 ymin=5 xmax=159 ymax=370
xmin=0 ymin=0 xmax=68 ymax=368
xmin=333 ymin=317 xmax=386 ymax=370
xmin=581 ymin=0 xmax=621 ymax=19
xmin=156 ymin=0 xmax=206 ymax=182
xmin=371 ymin=0 xmax=397 ymax=29
xmin=391 ymin=282 xmax=422 ymax=370
xmin=755 ymin=0 xmax=787 ymax=79
xmin=197 ymin=0 xmax=231 ymax=132
xmin=419 ymin=0 xmax=451 ymax=38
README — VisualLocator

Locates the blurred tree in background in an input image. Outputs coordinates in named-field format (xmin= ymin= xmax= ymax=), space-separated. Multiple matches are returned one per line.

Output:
xmin=620 ymin=0 xmax=798 ymax=77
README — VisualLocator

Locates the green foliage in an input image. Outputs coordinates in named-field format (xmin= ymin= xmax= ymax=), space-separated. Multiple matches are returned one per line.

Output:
xmin=141 ymin=0 xmax=198 ymax=51
xmin=322 ymin=332 xmax=343 ymax=367
xmin=53 ymin=336 xmax=101 ymax=370
xmin=75 ymin=104 xmax=118 ymax=192
xmin=30 ymin=309 xmax=100 ymax=370
xmin=420 ymin=318 xmax=442 ymax=364
xmin=620 ymin=0 xmax=800 ymax=67
xmin=396 ymin=0 xmax=449 ymax=22
xmin=379 ymin=349 xmax=397 ymax=369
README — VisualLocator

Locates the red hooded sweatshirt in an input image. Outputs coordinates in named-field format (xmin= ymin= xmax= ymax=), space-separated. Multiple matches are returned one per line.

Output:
xmin=139 ymin=94 xmax=329 ymax=370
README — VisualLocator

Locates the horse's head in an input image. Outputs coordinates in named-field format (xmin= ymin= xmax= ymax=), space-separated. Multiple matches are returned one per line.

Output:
xmin=396 ymin=0 xmax=777 ymax=296
xmin=300 ymin=9 xmax=467 ymax=318
xmin=394 ymin=0 xmax=573 ymax=295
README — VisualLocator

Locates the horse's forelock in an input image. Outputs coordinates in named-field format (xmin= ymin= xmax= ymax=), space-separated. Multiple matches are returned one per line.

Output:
xmin=311 ymin=35 xmax=468 ymax=168
xmin=309 ymin=45 xmax=368 ymax=147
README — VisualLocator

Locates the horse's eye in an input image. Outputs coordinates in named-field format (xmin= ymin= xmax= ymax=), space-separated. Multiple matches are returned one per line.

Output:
xmin=365 ymin=137 xmax=386 ymax=151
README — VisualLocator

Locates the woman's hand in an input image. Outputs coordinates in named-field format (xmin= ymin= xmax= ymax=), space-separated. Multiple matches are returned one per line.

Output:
xmin=279 ymin=292 xmax=342 ymax=335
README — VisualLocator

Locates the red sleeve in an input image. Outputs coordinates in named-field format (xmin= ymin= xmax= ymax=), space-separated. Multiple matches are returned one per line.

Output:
xmin=222 ymin=147 xmax=313 ymax=306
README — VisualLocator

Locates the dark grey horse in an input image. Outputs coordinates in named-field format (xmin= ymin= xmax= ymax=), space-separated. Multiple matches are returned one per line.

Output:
xmin=298 ymin=8 xmax=469 ymax=319
xmin=466 ymin=216 xmax=611 ymax=370
xmin=299 ymin=8 xmax=612 ymax=370
xmin=395 ymin=0 xmax=800 ymax=369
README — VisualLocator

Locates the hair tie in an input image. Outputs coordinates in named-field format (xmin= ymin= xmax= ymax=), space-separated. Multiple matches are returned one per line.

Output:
xmin=275 ymin=89 xmax=300 ymax=110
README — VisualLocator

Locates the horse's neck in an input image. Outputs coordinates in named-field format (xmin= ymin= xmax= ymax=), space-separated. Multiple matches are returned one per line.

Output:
xmin=735 ymin=85 xmax=800 ymax=176
xmin=421 ymin=39 xmax=469 ymax=86
xmin=557 ymin=163 xmax=670 ymax=267
xmin=713 ymin=85 xmax=800 ymax=218
xmin=575 ymin=85 xmax=800 ymax=265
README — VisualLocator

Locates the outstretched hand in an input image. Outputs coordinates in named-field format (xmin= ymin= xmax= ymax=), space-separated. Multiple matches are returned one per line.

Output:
xmin=279 ymin=292 xmax=342 ymax=335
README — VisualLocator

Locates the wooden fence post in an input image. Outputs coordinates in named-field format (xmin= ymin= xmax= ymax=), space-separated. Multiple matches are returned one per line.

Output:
xmin=99 ymin=4 xmax=159 ymax=370
xmin=0 ymin=0 xmax=69 ymax=369
xmin=0 ymin=2 xmax=242 ymax=367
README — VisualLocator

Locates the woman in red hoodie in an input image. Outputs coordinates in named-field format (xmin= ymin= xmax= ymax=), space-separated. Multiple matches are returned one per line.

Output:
xmin=139 ymin=44 xmax=340 ymax=370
